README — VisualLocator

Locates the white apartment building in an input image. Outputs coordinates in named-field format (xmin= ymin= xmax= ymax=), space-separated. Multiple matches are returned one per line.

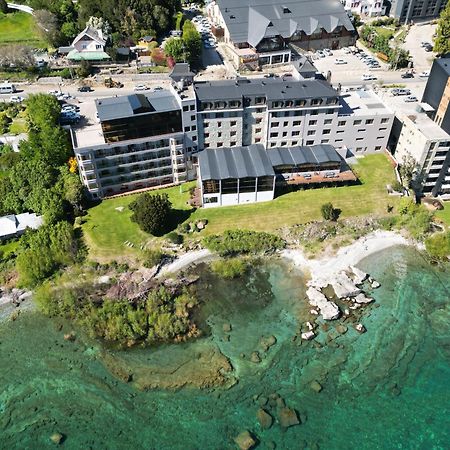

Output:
xmin=395 ymin=113 xmax=450 ymax=197
xmin=194 ymin=78 xmax=394 ymax=156
xmin=72 ymin=85 xmax=197 ymax=199
xmin=342 ymin=0 xmax=385 ymax=17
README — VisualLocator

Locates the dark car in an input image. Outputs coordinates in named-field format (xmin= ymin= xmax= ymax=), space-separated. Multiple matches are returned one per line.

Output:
xmin=78 ymin=86 xmax=93 ymax=92
xmin=401 ymin=72 xmax=414 ymax=78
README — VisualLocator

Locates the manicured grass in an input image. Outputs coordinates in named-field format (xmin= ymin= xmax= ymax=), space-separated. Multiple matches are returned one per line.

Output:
xmin=9 ymin=118 xmax=27 ymax=135
xmin=192 ymin=153 xmax=399 ymax=235
xmin=0 ymin=12 xmax=46 ymax=48
xmin=83 ymin=154 xmax=398 ymax=260
xmin=436 ymin=204 xmax=450 ymax=227
xmin=81 ymin=183 xmax=195 ymax=261
xmin=372 ymin=26 xmax=395 ymax=40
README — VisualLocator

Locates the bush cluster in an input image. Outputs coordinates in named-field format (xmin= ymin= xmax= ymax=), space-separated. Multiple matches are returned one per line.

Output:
xmin=210 ymin=258 xmax=248 ymax=279
xmin=203 ymin=230 xmax=285 ymax=256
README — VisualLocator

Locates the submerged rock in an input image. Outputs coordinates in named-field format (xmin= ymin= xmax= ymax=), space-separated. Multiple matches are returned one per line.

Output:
xmin=278 ymin=407 xmax=300 ymax=428
xmin=336 ymin=325 xmax=348 ymax=335
xmin=234 ymin=430 xmax=256 ymax=450
xmin=223 ymin=323 xmax=232 ymax=332
xmin=354 ymin=293 xmax=373 ymax=304
xmin=310 ymin=380 xmax=322 ymax=393
xmin=50 ymin=433 xmax=64 ymax=445
xmin=250 ymin=351 xmax=261 ymax=363
xmin=301 ymin=331 xmax=315 ymax=341
xmin=260 ymin=335 xmax=277 ymax=351
xmin=257 ymin=408 xmax=273 ymax=429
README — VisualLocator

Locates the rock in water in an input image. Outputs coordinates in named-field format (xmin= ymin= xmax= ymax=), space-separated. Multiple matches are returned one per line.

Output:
xmin=250 ymin=351 xmax=261 ymax=363
xmin=278 ymin=407 xmax=300 ymax=428
xmin=50 ymin=433 xmax=64 ymax=444
xmin=234 ymin=430 xmax=256 ymax=450
xmin=310 ymin=380 xmax=322 ymax=393
xmin=350 ymin=265 xmax=368 ymax=284
xmin=257 ymin=408 xmax=273 ymax=429
xmin=371 ymin=280 xmax=381 ymax=289
xmin=336 ymin=325 xmax=348 ymax=335
xmin=354 ymin=293 xmax=373 ymax=304
xmin=223 ymin=323 xmax=232 ymax=332
xmin=306 ymin=287 xmax=340 ymax=320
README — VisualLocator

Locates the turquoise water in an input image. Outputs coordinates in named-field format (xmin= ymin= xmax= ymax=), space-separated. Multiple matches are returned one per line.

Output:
xmin=0 ymin=246 xmax=449 ymax=449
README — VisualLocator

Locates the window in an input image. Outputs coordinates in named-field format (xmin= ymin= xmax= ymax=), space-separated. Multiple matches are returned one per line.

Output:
xmin=281 ymin=141 xmax=287 ymax=146
xmin=218 ymin=122 xmax=222 ymax=128
xmin=311 ymin=98 xmax=323 ymax=106
xmin=365 ymin=119 xmax=374 ymax=125
xmin=192 ymin=125 xmax=196 ymax=131
xmin=375 ymin=146 xmax=382 ymax=151
xmin=283 ymin=7 xmax=291 ymax=13
xmin=216 ymin=112 xmax=224 ymax=118
xmin=336 ymin=130 xmax=344 ymax=134
xmin=217 ymin=142 xmax=223 ymax=147
xmin=255 ymin=128 xmax=261 ymax=133
xmin=255 ymin=97 xmax=266 ymax=105
xmin=356 ymin=137 xmax=363 ymax=141
xmin=231 ymin=141 xmax=237 ymax=146
xmin=230 ymin=131 xmax=237 ymax=136
xmin=190 ymin=105 xmax=195 ymax=111
xmin=283 ymin=121 xmax=288 ymax=127
xmin=323 ymin=129 xmax=331 ymax=135
xmin=353 ymin=120 xmax=362 ymax=125
xmin=217 ymin=132 xmax=222 ymax=138
xmin=204 ymin=197 xmax=218 ymax=204
xmin=270 ymin=142 xmax=276 ymax=147
xmin=381 ymin=118 xmax=389 ymax=124
xmin=358 ymin=129 xmax=366 ymax=132
xmin=255 ymin=138 xmax=261 ymax=143
xmin=311 ymin=110 xmax=319 ymax=116
xmin=240 ymin=177 xmax=256 ymax=193
xmin=292 ymin=131 xmax=300 ymax=136
xmin=282 ymin=131 xmax=288 ymax=137
xmin=221 ymin=178 xmax=237 ymax=193
xmin=324 ymin=119 xmax=332 ymax=125
xmin=379 ymin=127 xmax=387 ymax=131
xmin=204 ymin=122 xmax=209 ymax=128
xmin=272 ymin=122 xmax=279 ymax=127
xmin=335 ymin=139 xmax=343 ymax=143
xmin=191 ymin=115 xmax=195 ymax=121
xmin=184 ymin=126 xmax=190 ymax=132
xmin=338 ymin=121 xmax=346 ymax=126
xmin=257 ymin=176 xmax=274 ymax=191
xmin=377 ymin=136 xmax=384 ymax=139
xmin=204 ymin=133 xmax=209 ymax=138
xmin=183 ymin=106 xmax=189 ymax=112
xmin=307 ymin=130 xmax=315 ymax=136
xmin=231 ymin=121 xmax=237 ymax=126
xmin=292 ymin=141 xmax=298 ymax=145
xmin=309 ymin=120 xmax=317 ymax=125
xmin=306 ymin=140 xmax=314 ymax=145
xmin=270 ymin=132 xmax=278 ymax=138
xmin=356 ymin=147 xmax=363 ymax=152
xmin=256 ymin=118 xmax=262 ymax=124
xmin=321 ymin=139 xmax=329 ymax=144
xmin=193 ymin=136 xmax=197 ymax=141
xmin=293 ymin=121 xmax=301 ymax=126
xmin=96 ymin=44 xmax=102 ymax=49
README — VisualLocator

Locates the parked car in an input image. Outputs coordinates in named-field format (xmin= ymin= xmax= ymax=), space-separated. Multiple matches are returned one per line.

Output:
xmin=77 ymin=86 xmax=93 ymax=92
xmin=401 ymin=72 xmax=414 ymax=78
xmin=134 ymin=84 xmax=148 ymax=91
xmin=334 ymin=58 xmax=347 ymax=65
xmin=323 ymin=48 xmax=332 ymax=56
xmin=316 ymin=50 xmax=325 ymax=58
xmin=9 ymin=95 xmax=24 ymax=103
xmin=153 ymin=86 xmax=163 ymax=91
xmin=48 ymin=90 xmax=60 ymax=96
xmin=424 ymin=45 xmax=433 ymax=52
xmin=343 ymin=47 xmax=352 ymax=54
xmin=404 ymin=95 xmax=418 ymax=102
xmin=419 ymin=71 xmax=430 ymax=77
xmin=392 ymin=88 xmax=411 ymax=96
xmin=362 ymin=74 xmax=377 ymax=81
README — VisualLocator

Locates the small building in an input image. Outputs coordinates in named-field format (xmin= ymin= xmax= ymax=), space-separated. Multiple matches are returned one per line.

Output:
xmin=0 ymin=213 xmax=43 ymax=241
xmin=138 ymin=36 xmax=155 ymax=47
xmin=198 ymin=145 xmax=276 ymax=207
xmin=169 ymin=63 xmax=195 ymax=85
xmin=67 ymin=26 xmax=110 ymax=61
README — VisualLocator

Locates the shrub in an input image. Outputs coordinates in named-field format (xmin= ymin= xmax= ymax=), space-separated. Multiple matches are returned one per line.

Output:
xmin=425 ymin=232 xmax=450 ymax=259
xmin=210 ymin=258 xmax=248 ymax=279
xmin=321 ymin=202 xmax=339 ymax=221
xmin=203 ymin=230 xmax=285 ymax=256
xmin=143 ymin=248 xmax=164 ymax=268
xmin=166 ymin=231 xmax=183 ymax=244
xmin=392 ymin=180 xmax=404 ymax=192
xmin=129 ymin=193 xmax=172 ymax=236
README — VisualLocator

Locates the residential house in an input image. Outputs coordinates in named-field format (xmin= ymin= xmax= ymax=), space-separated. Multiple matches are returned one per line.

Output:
xmin=66 ymin=26 xmax=110 ymax=62
xmin=0 ymin=213 xmax=43 ymax=241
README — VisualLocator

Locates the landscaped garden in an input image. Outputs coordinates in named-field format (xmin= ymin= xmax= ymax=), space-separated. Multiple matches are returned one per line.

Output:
xmin=0 ymin=11 xmax=46 ymax=48
xmin=82 ymin=153 xmax=400 ymax=261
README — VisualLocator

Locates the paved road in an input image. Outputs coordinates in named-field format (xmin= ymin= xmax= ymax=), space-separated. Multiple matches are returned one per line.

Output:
xmin=402 ymin=23 xmax=437 ymax=72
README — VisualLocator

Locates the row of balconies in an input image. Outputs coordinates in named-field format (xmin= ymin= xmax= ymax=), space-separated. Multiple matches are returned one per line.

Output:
xmin=100 ymin=168 xmax=174 ymax=187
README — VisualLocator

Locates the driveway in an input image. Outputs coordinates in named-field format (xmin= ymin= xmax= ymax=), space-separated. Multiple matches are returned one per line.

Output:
xmin=402 ymin=23 xmax=437 ymax=71
xmin=201 ymin=46 xmax=223 ymax=68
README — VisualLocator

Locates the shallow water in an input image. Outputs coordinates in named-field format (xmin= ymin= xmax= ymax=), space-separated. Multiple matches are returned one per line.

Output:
xmin=0 ymin=246 xmax=449 ymax=449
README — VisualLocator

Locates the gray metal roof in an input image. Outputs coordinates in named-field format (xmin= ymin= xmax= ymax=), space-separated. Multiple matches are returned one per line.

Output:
xmin=268 ymin=145 xmax=341 ymax=166
xmin=194 ymin=77 xmax=337 ymax=102
xmin=199 ymin=145 xmax=275 ymax=180
xmin=216 ymin=0 xmax=355 ymax=47
xmin=170 ymin=63 xmax=195 ymax=78
xmin=95 ymin=91 xmax=180 ymax=121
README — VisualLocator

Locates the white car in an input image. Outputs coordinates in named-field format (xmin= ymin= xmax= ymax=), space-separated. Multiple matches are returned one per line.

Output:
xmin=48 ymin=90 xmax=60 ymax=96
xmin=334 ymin=58 xmax=347 ymax=65
xmin=404 ymin=95 xmax=418 ymax=102
xmin=9 ymin=95 xmax=24 ymax=103
xmin=134 ymin=84 xmax=148 ymax=91
xmin=362 ymin=74 xmax=377 ymax=81
xmin=419 ymin=71 xmax=430 ymax=78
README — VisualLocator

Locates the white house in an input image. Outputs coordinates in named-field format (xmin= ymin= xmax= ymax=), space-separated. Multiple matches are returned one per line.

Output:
xmin=67 ymin=26 xmax=110 ymax=61
xmin=0 ymin=213 xmax=43 ymax=241
xmin=342 ymin=0 xmax=385 ymax=17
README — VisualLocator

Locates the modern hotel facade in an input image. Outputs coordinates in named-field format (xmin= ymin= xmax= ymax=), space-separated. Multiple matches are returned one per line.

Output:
xmin=72 ymin=75 xmax=393 ymax=201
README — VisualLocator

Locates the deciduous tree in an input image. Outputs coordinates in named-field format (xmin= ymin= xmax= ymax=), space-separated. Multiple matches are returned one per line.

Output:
xmin=129 ymin=193 xmax=172 ymax=235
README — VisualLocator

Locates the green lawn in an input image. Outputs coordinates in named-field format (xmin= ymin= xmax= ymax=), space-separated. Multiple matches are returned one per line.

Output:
xmin=81 ymin=183 xmax=195 ymax=261
xmin=436 ymin=203 xmax=450 ymax=227
xmin=83 ymin=154 xmax=398 ymax=261
xmin=0 ymin=11 xmax=46 ymax=48
xmin=9 ymin=118 xmax=27 ymax=135
xmin=372 ymin=26 xmax=396 ymax=40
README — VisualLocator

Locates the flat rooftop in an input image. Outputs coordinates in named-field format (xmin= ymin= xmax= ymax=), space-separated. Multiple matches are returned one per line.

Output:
xmin=402 ymin=113 xmax=450 ymax=140
xmin=194 ymin=77 xmax=338 ymax=102
xmin=339 ymin=89 xmax=392 ymax=116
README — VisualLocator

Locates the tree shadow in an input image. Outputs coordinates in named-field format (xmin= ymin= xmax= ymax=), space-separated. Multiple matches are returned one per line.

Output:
xmin=161 ymin=208 xmax=195 ymax=236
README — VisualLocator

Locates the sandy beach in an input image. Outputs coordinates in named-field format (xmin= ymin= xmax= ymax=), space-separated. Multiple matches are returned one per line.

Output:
xmin=157 ymin=248 xmax=213 ymax=277
xmin=281 ymin=230 xmax=413 ymax=285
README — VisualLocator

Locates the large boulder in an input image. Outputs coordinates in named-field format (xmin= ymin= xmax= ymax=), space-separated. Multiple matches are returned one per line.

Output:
xmin=278 ymin=407 xmax=300 ymax=428
xmin=350 ymin=266 xmax=368 ymax=284
xmin=234 ymin=430 xmax=256 ymax=450
xmin=257 ymin=408 xmax=273 ymax=429
xmin=331 ymin=272 xmax=361 ymax=299
xmin=306 ymin=287 xmax=340 ymax=320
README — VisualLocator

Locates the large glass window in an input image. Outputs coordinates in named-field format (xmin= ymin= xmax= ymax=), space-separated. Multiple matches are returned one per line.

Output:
xmin=257 ymin=176 xmax=274 ymax=191
xmin=239 ymin=177 xmax=256 ymax=193
xmin=203 ymin=179 xmax=220 ymax=194
xmin=221 ymin=178 xmax=238 ymax=194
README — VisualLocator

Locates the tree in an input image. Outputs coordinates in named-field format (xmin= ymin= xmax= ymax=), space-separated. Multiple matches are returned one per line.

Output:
xmin=399 ymin=153 xmax=417 ymax=188
xmin=0 ymin=0 xmax=8 ymax=14
xmin=389 ymin=48 xmax=410 ymax=69
xmin=34 ymin=9 xmax=61 ymax=46
xmin=321 ymin=203 xmax=339 ymax=221
xmin=26 ymin=94 xmax=61 ymax=131
xmin=0 ymin=45 xmax=35 ymax=69
xmin=76 ymin=59 xmax=93 ymax=78
xmin=129 ymin=193 xmax=172 ymax=235
xmin=434 ymin=1 xmax=450 ymax=55
xmin=182 ymin=20 xmax=201 ymax=64
xmin=164 ymin=37 xmax=184 ymax=61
